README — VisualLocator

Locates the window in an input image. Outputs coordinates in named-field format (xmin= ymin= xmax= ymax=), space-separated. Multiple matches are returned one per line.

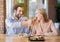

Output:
xmin=6 ymin=0 xmax=13 ymax=18
xmin=29 ymin=0 xmax=48 ymax=18
xmin=29 ymin=0 xmax=36 ymax=18
xmin=6 ymin=0 xmax=48 ymax=18
xmin=17 ymin=0 xmax=24 ymax=3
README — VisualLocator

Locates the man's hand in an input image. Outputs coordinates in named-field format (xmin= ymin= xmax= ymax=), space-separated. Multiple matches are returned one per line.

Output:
xmin=21 ymin=21 xmax=28 ymax=26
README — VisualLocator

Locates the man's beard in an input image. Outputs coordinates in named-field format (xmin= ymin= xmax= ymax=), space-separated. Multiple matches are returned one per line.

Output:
xmin=15 ymin=14 xmax=20 ymax=19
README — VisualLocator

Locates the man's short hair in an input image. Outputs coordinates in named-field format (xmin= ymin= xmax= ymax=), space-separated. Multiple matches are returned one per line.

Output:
xmin=13 ymin=4 xmax=23 ymax=10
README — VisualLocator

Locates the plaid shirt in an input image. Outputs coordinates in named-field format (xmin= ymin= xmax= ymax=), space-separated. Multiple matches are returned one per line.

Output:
xmin=5 ymin=16 xmax=29 ymax=35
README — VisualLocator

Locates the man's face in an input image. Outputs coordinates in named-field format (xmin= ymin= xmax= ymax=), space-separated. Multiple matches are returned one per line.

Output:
xmin=16 ymin=7 xmax=23 ymax=18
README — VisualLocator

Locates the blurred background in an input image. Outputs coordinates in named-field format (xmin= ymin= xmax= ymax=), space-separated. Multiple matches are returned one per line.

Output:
xmin=0 ymin=0 xmax=60 ymax=35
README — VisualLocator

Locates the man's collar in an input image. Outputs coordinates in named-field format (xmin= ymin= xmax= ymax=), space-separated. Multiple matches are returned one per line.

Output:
xmin=12 ymin=15 xmax=24 ymax=20
xmin=12 ymin=16 xmax=15 ymax=19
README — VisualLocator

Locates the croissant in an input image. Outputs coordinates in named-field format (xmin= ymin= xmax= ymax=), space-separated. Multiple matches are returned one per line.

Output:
xmin=32 ymin=17 xmax=37 ymax=22
xmin=32 ymin=17 xmax=37 ymax=25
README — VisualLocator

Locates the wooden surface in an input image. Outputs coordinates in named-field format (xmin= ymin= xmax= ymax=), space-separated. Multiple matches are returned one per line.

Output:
xmin=0 ymin=34 xmax=60 ymax=42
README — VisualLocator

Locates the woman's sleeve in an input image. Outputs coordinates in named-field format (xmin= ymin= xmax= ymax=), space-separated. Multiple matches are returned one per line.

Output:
xmin=44 ymin=20 xmax=58 ymax=36
xmin=50 ymin=20 xmax=58 ymax=35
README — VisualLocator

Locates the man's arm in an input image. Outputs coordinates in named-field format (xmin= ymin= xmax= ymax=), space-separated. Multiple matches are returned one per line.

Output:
xmin=5 ymin=18 xmax=22 ymax=28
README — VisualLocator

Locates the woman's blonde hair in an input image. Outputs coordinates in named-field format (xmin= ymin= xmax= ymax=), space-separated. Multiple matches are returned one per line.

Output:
xmin=38 ymin=8 xmax=49 ymax=22
xmin=31 ymin=8 xmax=49 ymax=28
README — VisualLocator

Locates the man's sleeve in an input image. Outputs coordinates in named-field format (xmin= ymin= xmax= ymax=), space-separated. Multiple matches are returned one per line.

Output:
xmin=5 ymin=18 xmax=22 ymax=28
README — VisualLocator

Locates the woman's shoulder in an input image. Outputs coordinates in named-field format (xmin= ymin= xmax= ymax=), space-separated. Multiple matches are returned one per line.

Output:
xmin=48 ymin=19 xmax=53 ymax=24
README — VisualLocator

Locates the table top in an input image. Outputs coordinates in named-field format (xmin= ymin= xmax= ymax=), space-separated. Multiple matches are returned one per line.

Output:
xmin=0 ymin=34 xmax=60 ymax=42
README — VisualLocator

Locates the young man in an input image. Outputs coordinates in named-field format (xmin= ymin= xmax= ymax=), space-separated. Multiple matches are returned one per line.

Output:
xmin=5 ymin=5 xmax=28 ymax=35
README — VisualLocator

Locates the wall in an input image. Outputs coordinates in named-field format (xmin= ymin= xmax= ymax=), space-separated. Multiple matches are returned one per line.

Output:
xmin=0 ymin=0 xmax=5 ymax=34
xmin=48 ymin=0 xmax=57 ymax=21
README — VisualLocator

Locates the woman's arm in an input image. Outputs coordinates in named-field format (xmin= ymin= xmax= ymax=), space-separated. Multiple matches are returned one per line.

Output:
xmin=44 ymin=20 xmax=58 ymax=36
xmin=50 ymin=20 xmax=58 ymax=35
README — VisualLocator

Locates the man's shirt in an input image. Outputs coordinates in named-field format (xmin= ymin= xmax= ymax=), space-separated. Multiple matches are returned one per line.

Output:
xmin=5 ymin=16 xmax=29 ymax=35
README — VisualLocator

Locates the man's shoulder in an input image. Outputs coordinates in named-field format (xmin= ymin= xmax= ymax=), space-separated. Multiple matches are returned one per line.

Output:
xmin=6 ymin=16 xmax=15 ymax=21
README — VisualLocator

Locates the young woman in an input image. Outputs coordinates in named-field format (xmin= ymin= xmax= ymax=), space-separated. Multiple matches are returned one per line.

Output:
xmin=29 ymin=8 xmax=58 ymax=36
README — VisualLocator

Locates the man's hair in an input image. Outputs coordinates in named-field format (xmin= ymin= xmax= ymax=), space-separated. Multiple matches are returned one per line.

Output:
xmin=13 ymin=4 xmax=23 ymax=10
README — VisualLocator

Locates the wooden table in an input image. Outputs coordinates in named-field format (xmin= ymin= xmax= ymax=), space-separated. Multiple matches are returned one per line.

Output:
xmin=0 ymin=34 xmax=60 ymax=42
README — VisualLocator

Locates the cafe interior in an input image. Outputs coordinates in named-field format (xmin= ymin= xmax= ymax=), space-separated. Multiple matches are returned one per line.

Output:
xmin=0 ymin=0 xmax=60 ymax=42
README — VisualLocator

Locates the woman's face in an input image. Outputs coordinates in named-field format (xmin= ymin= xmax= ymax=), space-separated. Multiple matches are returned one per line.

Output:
xmin=35 ymin=10 xmax=43 ymax=21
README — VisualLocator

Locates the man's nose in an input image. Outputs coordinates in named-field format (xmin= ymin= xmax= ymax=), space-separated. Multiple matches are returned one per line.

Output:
xmin=20 ymin=12 xmax=22 ymax=14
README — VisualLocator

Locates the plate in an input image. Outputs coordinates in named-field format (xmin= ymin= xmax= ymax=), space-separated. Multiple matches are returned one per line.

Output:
xmin=29 ymin=36 xmax=45 ymax=41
